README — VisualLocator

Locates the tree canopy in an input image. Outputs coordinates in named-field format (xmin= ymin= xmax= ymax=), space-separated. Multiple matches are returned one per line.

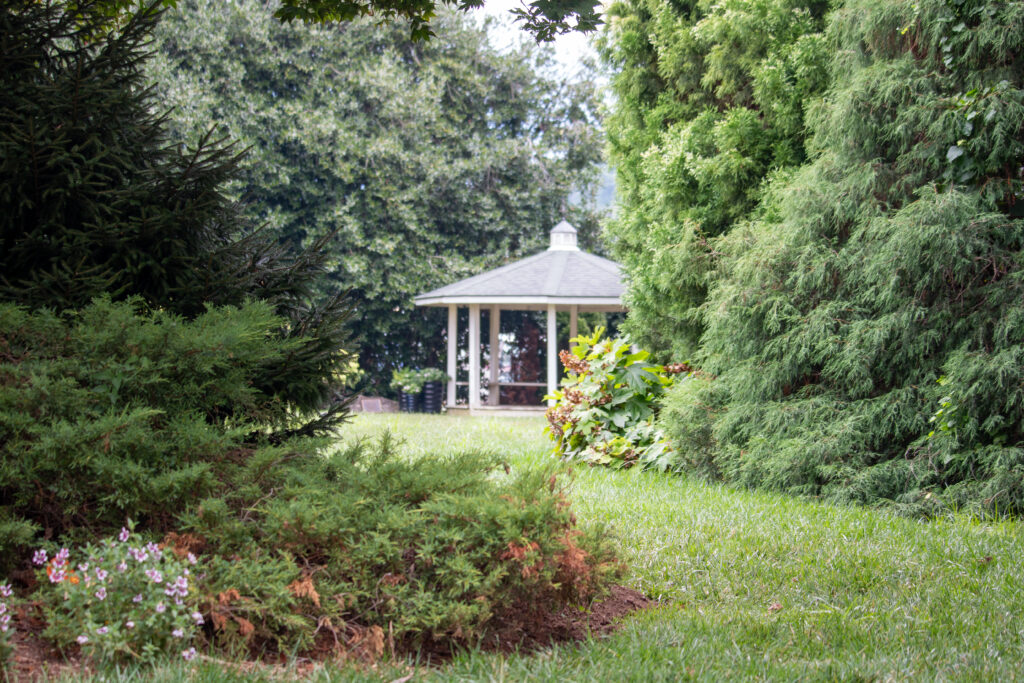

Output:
xmin=91 ymin=0 xmax=602 ymax=41
xmin=149 ymin=0 xmax=605 ymax=392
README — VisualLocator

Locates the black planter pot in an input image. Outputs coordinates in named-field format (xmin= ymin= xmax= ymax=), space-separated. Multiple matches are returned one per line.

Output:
xmin=399 ymin=391 xmax=419 ymax=413
xmin=421 ymin=381 xmax=444 ymax=414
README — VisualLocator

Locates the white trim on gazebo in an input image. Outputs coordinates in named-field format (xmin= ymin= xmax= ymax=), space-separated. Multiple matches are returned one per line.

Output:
xmin=415 ymin=222 xmax=626 ymax=414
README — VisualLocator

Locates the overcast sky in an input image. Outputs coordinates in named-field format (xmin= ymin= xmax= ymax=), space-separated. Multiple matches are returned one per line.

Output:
xmin=469 ymin=0 xmax=601 ymax=79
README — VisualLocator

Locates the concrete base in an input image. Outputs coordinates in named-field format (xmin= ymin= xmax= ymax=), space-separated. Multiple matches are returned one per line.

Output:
xmin=446 ymin=405 xmax=547 ymax=418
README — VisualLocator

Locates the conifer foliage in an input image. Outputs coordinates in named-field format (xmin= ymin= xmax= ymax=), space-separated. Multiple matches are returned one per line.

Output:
xmin=659 ymin=0 xmax=1024 ymax=514
xmin=0 ymin=0 xmax=354 ymax=432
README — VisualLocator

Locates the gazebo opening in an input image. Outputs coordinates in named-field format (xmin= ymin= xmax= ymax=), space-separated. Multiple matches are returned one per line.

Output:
xmin=416 ymin=221 xmax=625 ymax=414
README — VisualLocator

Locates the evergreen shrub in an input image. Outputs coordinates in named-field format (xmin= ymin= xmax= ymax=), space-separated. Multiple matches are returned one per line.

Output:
xmin=0 ymin=298 xmax=303 ymax=568
xmin=177 ymin=434 xmax=622 ymax=655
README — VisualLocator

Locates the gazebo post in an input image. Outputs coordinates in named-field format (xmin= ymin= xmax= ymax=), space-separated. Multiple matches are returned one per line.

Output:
xmin=446 ymin=305 xmax=457 ymax=408
xmin=569 ymin=304 xmax=578 ymax=348
xmin=488 ymin=306 xmax=500 ymax=406
xmin=468 ymin=304 xmax=481 ymax=410
xmin=546 ymin=304 xmax=557 ymax=406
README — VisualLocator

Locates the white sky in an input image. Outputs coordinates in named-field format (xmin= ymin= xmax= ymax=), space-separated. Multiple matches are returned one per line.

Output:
xmin=469 ymin=0 xmax=601 ymax=79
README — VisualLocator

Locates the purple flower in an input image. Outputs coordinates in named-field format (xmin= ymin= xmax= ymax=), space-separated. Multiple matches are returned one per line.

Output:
xmin=146 ymin=542 xmax=162 ymax=558
xmin=96 ymin=626 xmax=108 ymax=635
xmin=187 ymin=553 xmax=197 ymax=565
xmin=118 ymin=527 xmax=130 ymax=543
xmin=0 ymin=613 xmax=9 ymax=626
xmin=125 ymin=621 xmax=134 ymax=629
xmin=133 ymin=594 xmax=143 ymax=603
xmin=76 ymin=635 xmax=88 ymax=645
xmin=95 ymin=586 xmax=107 ymax=601
xmin=172 ymin=628 xmax=184 ymax=638
xmin=1 ymin=622 xmax=8 ymax=633
xmin=78 ymin=563 xmax=89 ymax=573
xmin=155 ymin=602 xmax=166 ymax=614
xmin=0 ymin=604 xmax=6 ymax=616
xmin=146 ymin=569 xmax=163 ymax=584
xmin=116 ymin=561 xmax=128 ymax=573
xmin=32 ymin=549 xmax=47 ymax=566
xmin=95 ymin=568 xmax=108 ymax=582
xmin=182 ymin=647 xmax=197 ymax=661
xmin=54 ymin=547 xmax=70 ymax=566
xmin=0 ymin=584 xmax=12 ymax=598
xmin=174 ymin=597 xmax=184 ymax=606
xmin=191 ymin=612 xmax=204 ymax=625
xmin=48 ymin=568 xmax=66 ymax=583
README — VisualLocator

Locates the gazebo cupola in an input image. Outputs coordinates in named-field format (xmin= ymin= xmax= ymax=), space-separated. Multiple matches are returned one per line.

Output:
xmin=414 ymin=221 xmax=625 ymax=414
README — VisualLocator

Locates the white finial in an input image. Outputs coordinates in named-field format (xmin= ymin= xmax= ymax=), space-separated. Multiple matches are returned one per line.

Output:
xmin=549 ymin=220 xmax=579 ymax=251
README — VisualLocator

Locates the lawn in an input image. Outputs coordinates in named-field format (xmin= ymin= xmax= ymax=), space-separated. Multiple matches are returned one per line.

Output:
xmin=89 ymin=413 xmax=1024 ymax=681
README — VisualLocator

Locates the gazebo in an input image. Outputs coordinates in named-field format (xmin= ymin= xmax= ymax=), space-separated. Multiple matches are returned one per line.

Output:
xmin=414 ymin=221 xmax=625 ymax=414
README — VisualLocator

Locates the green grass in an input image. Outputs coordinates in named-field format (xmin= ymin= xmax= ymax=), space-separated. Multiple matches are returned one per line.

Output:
xmin=92 ymin=414 xmax=1024 ymax=681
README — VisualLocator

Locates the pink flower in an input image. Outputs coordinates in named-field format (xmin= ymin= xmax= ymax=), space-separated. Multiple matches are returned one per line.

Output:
xmin=118 ymin=527 xmax=130 ymax=543
xmin=76 ymin=635 xmax=88 ymax=644
xmin=182 ymin=647 xmax=197 ymax=661
xmin=125 ymin=621 xmax=134 ymax=629
xmin=116 ymin=561 xmax=128 ymax=573
xmin=96 ymin=626 xmax=108 ymax=635
xmin=146 ymin=569 xmax=163 ymax=584
xmin=78 ymin=563 xmax=89 ymax=573
xmin=187 ymin=553 xmax=197 ymax=565
xmin=54 ymin=547 xmax=70 ymax=566
xmin=95 ymin=568 xmax=108 ymax=582
xmin=191 ymin=612 xmax=204 ymax=625
xmin=95 ymin=587 xmax=107 ymax=601
xmin=155 ymin=602 xmax=166 ymax=614
xmin=172 ymin=628 xmax=184 ymax=638
xmin=32 ymin=549 xmax=47 ymax=566
xmin=0 ymin=584 xmax=11 ymax=598
xmin=133 ymin=594 xmax=143 ymax=603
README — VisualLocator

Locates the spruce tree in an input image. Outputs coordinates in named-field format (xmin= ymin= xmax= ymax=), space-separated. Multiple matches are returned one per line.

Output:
xmin=0 ymin=0 xmax=354 ymax=434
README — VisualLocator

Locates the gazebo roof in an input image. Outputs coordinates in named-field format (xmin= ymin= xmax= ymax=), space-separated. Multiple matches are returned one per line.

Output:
xmin=414 ymin=221 xmax=624 ymax=309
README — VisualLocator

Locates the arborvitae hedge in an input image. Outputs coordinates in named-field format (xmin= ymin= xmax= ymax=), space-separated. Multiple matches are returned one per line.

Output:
xmin=598 ymin=0 xmax=831 ymax=360
xmin=661 ymin=0 xmax=1024 ymax=515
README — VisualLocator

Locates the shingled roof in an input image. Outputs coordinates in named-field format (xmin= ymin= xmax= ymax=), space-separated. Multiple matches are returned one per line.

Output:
xmin=414 ymin=221 xmax=624 ymax=308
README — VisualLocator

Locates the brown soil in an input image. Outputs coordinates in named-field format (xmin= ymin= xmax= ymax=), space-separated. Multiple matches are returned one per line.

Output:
xmin=480 ymin=585 xmax=653 ymax=654
xmin=5 ymin=585 xmax=653 ymax=680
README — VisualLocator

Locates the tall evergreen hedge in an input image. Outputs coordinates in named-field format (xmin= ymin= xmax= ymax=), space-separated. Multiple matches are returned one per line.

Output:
xmin=661 ymin=0 xmax=1024 ymax=514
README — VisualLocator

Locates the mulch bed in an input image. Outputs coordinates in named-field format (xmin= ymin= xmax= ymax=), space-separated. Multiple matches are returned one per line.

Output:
xmin=5 ymin=585 xmax=654 ymax=680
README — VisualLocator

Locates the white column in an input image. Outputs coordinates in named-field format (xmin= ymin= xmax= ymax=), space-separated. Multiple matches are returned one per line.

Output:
xmin=569 ymin=305 xmax=578 ymax=348
xmin=446 ymin=305 xmax=457 ymax=409
xmin=488 ymin=306 xmax=501 ymax=406
xmin=546 ymin=304 xmax=558 ymax=406
xmin=468 ymin=304 xmax=481 ymax=410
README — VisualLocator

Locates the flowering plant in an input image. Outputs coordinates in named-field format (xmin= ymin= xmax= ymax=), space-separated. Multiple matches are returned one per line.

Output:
xmin=0 ymin=581 xmax=17 ymax=670
xmin=34 ymin=528 xmax=202 ymax=663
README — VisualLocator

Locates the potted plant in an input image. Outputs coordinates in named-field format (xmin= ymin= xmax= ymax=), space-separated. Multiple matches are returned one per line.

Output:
xmin=418 ymin=368 xmax=449 ymax=414
xmin=390 ymin=368 xmax=424 ymax=413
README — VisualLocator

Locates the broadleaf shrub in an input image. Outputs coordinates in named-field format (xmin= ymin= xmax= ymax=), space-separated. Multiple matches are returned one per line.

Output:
xmin=545 ymin=328 xmax=682 ymax=469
